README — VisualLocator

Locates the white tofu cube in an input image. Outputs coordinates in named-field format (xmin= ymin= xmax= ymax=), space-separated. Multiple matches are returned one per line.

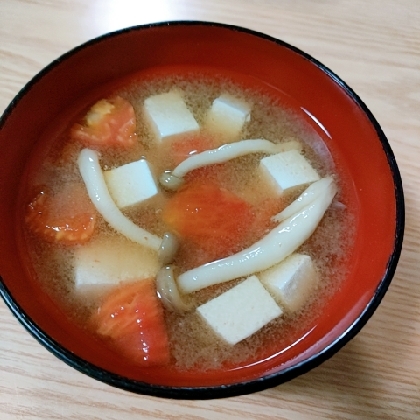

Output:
xmin=143 ymin=91 xmax=200 ymax=143
xmin=260 ymin=149 xmax=320 ymax=193
xmin=204 ymin=94 xmax=251 ymax=143
xmin=103 ymin=159 xmax=158 ymax=208
xmin=258 ymin=254 xmax=318 ymax=312
xmin=197 ymin=276 xmax=282 ymax=346
xmin=74 ymin=236 xmax=159 ymax=296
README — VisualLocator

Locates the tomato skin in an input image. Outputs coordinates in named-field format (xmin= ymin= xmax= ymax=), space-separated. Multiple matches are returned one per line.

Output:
xmin=90 ymin=279 xmax=170 ymax=367
xmin=71 ymin=96 xmax=137 ymax=149
xmin=25 ymin=183 xmax=96 ymax=245
xmin=162 ymin=182 xmax=254 ymax=263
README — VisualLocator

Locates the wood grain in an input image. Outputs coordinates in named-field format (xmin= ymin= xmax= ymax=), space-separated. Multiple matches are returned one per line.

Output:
xmin=1 ymin=0 xmax=419 ymax=418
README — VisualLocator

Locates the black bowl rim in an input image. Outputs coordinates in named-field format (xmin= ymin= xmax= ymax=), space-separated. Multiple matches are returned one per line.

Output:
xmin=0 ymin=20 xmax=405 ymax=400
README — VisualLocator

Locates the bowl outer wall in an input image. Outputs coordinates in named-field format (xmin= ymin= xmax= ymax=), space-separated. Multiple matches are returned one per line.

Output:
xmin=0 ymin=22 xmax=404 ymax=398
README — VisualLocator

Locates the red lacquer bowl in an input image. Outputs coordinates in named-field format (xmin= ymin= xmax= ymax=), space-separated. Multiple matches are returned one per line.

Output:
xmin=0 ymin=22 xmax=404 ymax=399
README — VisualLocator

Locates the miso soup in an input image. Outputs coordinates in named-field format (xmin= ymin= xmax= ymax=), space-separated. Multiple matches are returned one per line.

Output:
xmin=20 ymin=69 xmax=355 ymax=371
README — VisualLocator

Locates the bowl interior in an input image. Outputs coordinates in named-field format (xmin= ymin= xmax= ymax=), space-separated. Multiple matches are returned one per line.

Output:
xmin=0 ymin=22 xmax=402 ymax=394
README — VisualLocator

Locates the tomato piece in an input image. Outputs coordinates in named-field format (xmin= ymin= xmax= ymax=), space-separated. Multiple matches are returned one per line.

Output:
xmin=71 ymin=96 xmax=137 ymax=149
xmin=162 ymin=182 xmax=254 ymax=263
xmin=25 ymin=183 xmax=96 ymax=245
xmin=90 ymin=279 xmax=170 ymax=367
xmin=250 ymin=197 xmax=286 ymax=240
xmin=170 ymin=133 xmax=216 ymax=166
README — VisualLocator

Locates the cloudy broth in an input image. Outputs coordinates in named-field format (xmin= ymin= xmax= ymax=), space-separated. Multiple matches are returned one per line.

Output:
xmin=20 ymin=69 xmax=355 ymax=371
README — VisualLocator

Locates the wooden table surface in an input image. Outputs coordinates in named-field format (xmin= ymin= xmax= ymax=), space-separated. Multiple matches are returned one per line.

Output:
xmin=1 ymin=0 xmax=419 ymax=418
